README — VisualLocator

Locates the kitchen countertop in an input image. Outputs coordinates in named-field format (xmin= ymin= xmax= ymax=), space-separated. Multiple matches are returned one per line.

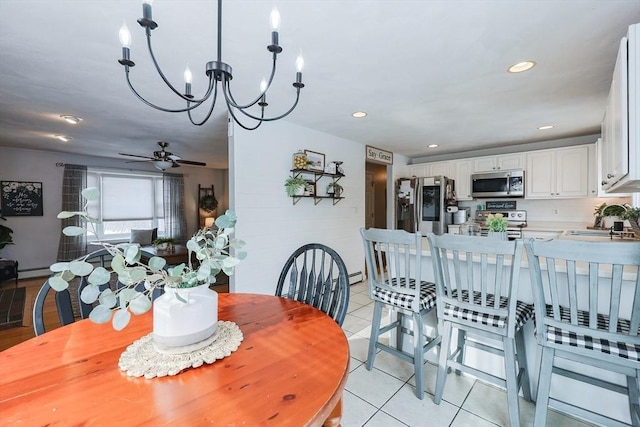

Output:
xmin=523 ymin=221 xmax=591 ymax=232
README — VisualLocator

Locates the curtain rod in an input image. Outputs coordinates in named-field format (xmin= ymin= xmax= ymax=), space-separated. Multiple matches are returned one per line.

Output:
xmin=55 ymin=162 xmax=187 ymax=177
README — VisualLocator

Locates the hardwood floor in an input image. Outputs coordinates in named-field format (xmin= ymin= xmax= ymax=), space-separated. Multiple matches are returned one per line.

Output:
xmin=0 ymin=277 xmax=229 ymax=352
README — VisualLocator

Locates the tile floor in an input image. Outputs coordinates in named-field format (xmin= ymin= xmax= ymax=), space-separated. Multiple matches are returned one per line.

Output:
xmin=340 ymin=281 xmax=598 ymax=427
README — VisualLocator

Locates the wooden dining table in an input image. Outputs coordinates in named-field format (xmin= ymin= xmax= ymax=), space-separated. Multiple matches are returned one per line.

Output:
xmin=0 ymin=293 xmax=349 ymax=426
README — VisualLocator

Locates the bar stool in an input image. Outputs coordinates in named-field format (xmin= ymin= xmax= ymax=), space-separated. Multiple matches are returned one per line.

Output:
xmin=427 ymin=233 xmax=533 ymax=427
xmin=525 ymin=238 xmax=640 ymax=427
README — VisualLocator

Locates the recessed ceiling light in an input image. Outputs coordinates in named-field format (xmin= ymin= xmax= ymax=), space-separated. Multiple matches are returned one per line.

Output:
xmin=54 ymin=134 xmax=72 ymax=142
xmin=508 ymin=61 xmax=536 ymax=73
xmin=60 ymin=115 xmax=83 ymax=125
xmin=428 ymin=144 xmax=438 ymax=148
xmin=352 ymin=111 xmax=367 ymax=118
xmin=538 ymin=125 xmax=554 ymax=130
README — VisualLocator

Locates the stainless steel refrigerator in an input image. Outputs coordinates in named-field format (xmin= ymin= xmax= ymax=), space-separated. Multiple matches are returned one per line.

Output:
xmin=395 ymin=176 xmax=456 ymax=235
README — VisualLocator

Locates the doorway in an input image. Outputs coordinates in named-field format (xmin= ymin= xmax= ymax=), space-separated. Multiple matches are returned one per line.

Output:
xmin=364 ymin=162 xmax=388 ymax=229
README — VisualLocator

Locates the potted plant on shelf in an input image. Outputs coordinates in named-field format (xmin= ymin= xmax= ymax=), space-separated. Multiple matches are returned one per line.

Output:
xmin=152 ymin=237 xmax=176 ymax=250
xmin=486 ymin=213 xmax=508 ymax=240
xmin=49 ymin=188 xmax=247 ymax=346
xmin=620 ymin=206 xmax=640 ymax=237
xmin=284 ymin=176 xmax=307 ymax=196
xmin=327 ymin=182 xmax=343 ymax=198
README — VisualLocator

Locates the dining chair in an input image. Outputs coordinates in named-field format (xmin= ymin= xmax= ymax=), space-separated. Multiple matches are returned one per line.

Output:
xmin=360 ymin=227 xmax=441 ymax=399
xmin=275 ymin=243 xmax=350 ymax=326
xmin=426 ymin=233 xmax=533 ymax=426
xmin=33 ymin=248 xmax=162 ymax=335
xmin=525 ymin=238 xmax=640 ymax=427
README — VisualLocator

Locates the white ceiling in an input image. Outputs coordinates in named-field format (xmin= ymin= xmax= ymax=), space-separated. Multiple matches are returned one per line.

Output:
xmin=1 ymin=1 xmax=639 ymax=170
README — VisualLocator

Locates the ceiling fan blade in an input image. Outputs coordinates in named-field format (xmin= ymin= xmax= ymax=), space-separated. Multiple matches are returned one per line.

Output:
xmin=168 ymin=154 xmax=182 ymax=161
xmin=125 ymin=159 xmax=153 ymax=163
xmin=120 ymin=153 xmax=155 ymax=160
xmin=176 ymin=159 xmax=207 ymax=167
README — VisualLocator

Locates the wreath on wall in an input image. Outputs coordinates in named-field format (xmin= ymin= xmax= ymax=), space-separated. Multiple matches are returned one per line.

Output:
xmin=199 ymin=194 xmax=218 ymax=213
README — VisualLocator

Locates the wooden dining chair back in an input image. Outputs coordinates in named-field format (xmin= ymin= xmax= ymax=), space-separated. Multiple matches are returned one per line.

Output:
xmin=360 ymin=227 xmax=441 ymax=399
xmin=275 ymin=243 xmax=350 ymax=326
xmin=33 ymin=248 xmax=163 ymax=336
xmin=427 ymin=233 xmax=533 ymax=426
xmin=525 ymin=238 xmax=640 ymax=427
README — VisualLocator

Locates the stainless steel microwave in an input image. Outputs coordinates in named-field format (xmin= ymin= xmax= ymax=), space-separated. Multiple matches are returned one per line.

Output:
xmin=471 ymin=170 xmax=524 ymax=198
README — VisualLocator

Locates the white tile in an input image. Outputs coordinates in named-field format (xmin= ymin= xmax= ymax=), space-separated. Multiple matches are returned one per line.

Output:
xmin=341 ymin=390 xmax=378 ymax=427
xmin=348 ymin=335 xmax=371 ymax=362
xmin=408 ymin=362 xmax=476 ymax=407
xmin=350 ymin=282 xmax=369 ymax=294
xmin=544 ymin=408 xmax=600 ymax=427
xmin=349 ymin=357 xmax=364 ymax=373
xmin=364 ymin=411 xmax=409 ymax=427
xmin=369 ymin=350 xmax=416 ymax=382
xmin=381 ymin=383 xmax=459 ymax=427
xmin=348 ymin=301 xmax=365 ymax=314
xmin=462 ymin=382 xmax=536 ymax=427
xmin=343 ymin=314 xmax=372 ymax=335
xmin=350 ymin=303 xmax=375 ymax=321
xmin=351 ymin=292 xmax=374 ymax=306
xmin=451 ymin=409 xmax=500 ymax=427
xmin=346 ymin=364 xmax=406 ymax=408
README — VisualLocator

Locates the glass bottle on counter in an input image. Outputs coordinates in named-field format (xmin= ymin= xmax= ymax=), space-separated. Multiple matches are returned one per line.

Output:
xmin=460 ymin=219 xmax=481 ymax=236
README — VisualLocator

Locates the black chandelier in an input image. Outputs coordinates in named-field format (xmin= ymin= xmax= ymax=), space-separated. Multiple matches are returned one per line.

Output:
xmin=118 ymin=0 xmax=304 ymax=130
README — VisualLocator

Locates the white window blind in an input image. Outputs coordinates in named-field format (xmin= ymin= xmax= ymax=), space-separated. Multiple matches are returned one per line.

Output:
xmin=102 ymin=176 xmax=154 ymax=220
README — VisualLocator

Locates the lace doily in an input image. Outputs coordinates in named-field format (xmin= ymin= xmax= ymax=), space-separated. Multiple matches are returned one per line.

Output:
xmin=118 ymin=321 xmax=243 ymax=378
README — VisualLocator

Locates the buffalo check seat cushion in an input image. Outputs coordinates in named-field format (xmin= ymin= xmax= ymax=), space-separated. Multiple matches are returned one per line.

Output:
xmin=372 ymin=279 xmax=437 ymax=311
xmin=544 ymin=305 xmax=640 ymax=362
xmin=442 ymin=290 xmax=534 ymax=330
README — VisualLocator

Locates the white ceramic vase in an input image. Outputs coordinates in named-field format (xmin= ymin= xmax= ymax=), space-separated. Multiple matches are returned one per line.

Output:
xmin=153 ymin=284 xmax=218 ymax=348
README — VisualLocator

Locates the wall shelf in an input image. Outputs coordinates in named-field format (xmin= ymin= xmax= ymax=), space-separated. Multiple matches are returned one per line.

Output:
xmin=289 ymin=169 xmax=345 ymax=205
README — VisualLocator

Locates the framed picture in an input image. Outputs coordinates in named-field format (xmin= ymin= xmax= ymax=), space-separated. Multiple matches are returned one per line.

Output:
xmin=304 ymin=150 xmax=325 ymax=172
xmin=304 ymin=180 xmax=316 ymax=196
xmin=1 ymin=181 xmax=43 ymax=216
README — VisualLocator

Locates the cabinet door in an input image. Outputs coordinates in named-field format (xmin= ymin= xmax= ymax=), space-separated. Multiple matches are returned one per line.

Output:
xmin=426 ymin=161 xmax=450 ymax=177
xmin=453 ymin=159 xmax=472 ymax=200
xmin=497 ymin=153 xmax=525 ymax=170
xmin=555 ymin=146 xmax=590 ymax=197
xmin=473 ymin=156 xmax=497 ymax=172
xmin=606 ymin=37 xmax=629 ymax=188
xmin=409 ymin=164 xmax=427 ymax=177
xmin=526 ymin=150 xmax=555 ymax=198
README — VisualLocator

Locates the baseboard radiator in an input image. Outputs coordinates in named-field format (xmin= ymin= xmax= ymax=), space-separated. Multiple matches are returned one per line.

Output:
xmin=348 ymin=271 xmax=363 ymax=285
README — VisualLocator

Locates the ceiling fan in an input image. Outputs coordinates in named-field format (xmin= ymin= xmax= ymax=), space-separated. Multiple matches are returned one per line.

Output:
xmin=119 ymin=141 xmax=207 ymax=171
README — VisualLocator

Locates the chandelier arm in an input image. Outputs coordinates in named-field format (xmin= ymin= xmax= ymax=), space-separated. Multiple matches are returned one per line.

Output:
xmin=224 ymin=55 xmax=278 ymax=110
xmin=144 ymin=28 xmax=213 ymax=104
xmin=226 ymin=102 xmax=265 ymax=131
xmin=227 ymin=85 xmax=302 ymax=122
xmin=124 ymin=68 xmax=210 ymax=113
xmin=188 ymin=83 xmax=220 ymax=126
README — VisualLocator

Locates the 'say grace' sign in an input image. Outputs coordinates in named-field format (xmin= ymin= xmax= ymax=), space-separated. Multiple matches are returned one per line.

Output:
xmin=1 ymin=181 xmax=43 ymax=216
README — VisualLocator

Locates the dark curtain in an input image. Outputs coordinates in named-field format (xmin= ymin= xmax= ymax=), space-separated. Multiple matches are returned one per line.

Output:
xmin=163 ymin=173 xmax=187 ymax=243
xmin=56 ymin=164 xmax=87 ymax=261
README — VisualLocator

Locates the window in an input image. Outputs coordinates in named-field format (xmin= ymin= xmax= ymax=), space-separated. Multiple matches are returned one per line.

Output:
xmin=87 ymin=169 xmax=164 ymax=241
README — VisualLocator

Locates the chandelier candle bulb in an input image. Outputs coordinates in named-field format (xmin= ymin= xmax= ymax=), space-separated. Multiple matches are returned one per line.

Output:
xmin=142 ymin=0 xmax=153 ymax=22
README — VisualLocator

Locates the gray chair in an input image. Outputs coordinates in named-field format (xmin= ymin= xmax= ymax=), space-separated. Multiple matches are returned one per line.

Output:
xmin=427 ymin=233 xmax=533 ymax=426
xmin=360 ymin=227 xmax=441 ymax=399
xmin=33 ymin=248 xmax=162 ymax=336
xmin=275 ymin=243 xmax=349 ymax=326
xmin=525 ymin=238 xmax=640 ymax=427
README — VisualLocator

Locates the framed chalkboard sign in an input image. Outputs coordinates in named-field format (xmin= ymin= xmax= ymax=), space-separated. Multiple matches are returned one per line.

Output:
xmin=1 ymin=181 xmax=43 ymax=216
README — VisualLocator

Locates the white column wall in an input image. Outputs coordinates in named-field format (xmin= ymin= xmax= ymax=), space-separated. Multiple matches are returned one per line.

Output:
xmin=229 ymin=120 xmax=366 ymax=294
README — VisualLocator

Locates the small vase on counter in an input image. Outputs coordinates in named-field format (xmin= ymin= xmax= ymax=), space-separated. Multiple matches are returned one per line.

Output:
xmin=487 ymin=231 xmax=508 ymax=240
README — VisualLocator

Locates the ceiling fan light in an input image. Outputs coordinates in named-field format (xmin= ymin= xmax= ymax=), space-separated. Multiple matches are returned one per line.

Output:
xmin=154 ymin=160 xmax=173 ymax=171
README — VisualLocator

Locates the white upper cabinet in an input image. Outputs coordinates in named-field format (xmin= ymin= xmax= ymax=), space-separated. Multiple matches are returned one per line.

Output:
xmin=409 ymin=164 xmax=427 ymax=178
xmin=473 ymin=153 xmax=525 ymax=172
xmin=601 ymin=23 xmax=640 ymax=193
xmin=452 ymin=159 xmax=473 ymax=200
xmin=526 ymin=145 xmax=591 ymax=199
xmin=426 ymin=161 xmax=451 ymax=177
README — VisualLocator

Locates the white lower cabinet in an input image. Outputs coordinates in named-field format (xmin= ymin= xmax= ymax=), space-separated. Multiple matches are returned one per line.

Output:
xmin=526 ymin=145 xmax=591 ymax=199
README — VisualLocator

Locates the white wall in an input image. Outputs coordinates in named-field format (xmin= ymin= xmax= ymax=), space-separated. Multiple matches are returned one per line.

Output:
xmin=0 ymin=146 xmax=226 ymax=276
xmin=229 ymin=120 xmax=365 ymax=295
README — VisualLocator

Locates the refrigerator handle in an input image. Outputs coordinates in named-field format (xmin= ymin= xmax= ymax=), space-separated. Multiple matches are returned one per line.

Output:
xmin=413 ymin=177 xmax=420 ymax=233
